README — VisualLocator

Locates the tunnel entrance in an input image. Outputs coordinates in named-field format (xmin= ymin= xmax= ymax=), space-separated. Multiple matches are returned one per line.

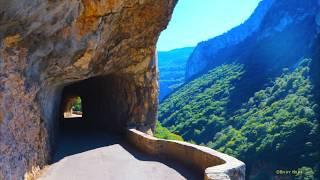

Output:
xmin=51 ymin=74 xmax=134 ymax=162
xmin=58 ymin=75 xmax=130 ymax=134
xmin=47 ymin=72 xmax=157 ymax=163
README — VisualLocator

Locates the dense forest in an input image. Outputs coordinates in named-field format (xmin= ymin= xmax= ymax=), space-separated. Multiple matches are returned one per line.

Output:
xmin=159 ymin=63 xmax=245 ymax=141
xmin=159 ymin=59 xmax=319 ymax=179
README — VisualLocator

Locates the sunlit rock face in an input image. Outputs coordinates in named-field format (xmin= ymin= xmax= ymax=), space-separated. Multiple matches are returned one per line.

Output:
xmin=184 ymin=0 xmax=320 ymax=112
xmin=185 ymin=0 xmax=320 ymax=80
xmin=185 ymin=0 xmax=275 ymax=80
xmin=0 ymin=0 xmax=176 ymax=178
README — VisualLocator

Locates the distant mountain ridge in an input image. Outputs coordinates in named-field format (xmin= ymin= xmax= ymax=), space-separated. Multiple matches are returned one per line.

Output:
xmin=158 ymin=47 xmax=194 ymax=101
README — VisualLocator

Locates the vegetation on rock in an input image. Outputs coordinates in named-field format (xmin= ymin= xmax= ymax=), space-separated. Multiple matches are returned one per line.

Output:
xmin=72 ymin=97 xmax=82 ymax=112
xmin=154 ymin=121 xmax=184 ymax=141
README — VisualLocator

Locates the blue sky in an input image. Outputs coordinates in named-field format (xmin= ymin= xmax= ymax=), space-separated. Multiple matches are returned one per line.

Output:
xmin=157 ymin=0 xmax=262 ymax=51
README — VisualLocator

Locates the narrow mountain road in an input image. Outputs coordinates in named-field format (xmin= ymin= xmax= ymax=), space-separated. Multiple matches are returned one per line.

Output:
xmin=39 ymin=119 xmax=201 ymax=180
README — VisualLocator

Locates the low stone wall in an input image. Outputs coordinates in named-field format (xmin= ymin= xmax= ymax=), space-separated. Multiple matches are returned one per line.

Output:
xmin=126 ymin=129 xmax=245 ymax=180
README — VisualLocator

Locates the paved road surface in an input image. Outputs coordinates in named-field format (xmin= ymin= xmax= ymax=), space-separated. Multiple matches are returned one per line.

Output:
xmin=39 ymin=119 xmax=201 ymax=180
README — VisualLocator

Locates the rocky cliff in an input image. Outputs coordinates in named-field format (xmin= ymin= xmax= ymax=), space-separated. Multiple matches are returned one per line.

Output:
xmin=0 ymin=0 xmax=176 ymax=178
xmin=185 ymin=0 xmax=275 ymax=79
xmin=186 ymin=0 xmax=320 ymax=82
xmin=185 ymin=0 xmax=320 ymax=109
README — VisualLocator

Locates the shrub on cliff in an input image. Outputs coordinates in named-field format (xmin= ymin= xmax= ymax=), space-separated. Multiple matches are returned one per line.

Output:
xmin=154 ymin=121 xmax=184 ymax=141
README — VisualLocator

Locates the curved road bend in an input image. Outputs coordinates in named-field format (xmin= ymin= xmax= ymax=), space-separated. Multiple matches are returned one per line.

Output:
xmin=39 ymin=119 xmax=201 ymax=180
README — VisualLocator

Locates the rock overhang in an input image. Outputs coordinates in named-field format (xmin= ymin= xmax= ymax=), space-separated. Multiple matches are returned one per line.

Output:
xmin=0 ymin=0 xmax=177 ymax=178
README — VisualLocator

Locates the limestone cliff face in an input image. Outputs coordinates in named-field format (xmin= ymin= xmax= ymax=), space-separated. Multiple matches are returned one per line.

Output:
xmin=185 ymin=0 xmax=320 ymax=115
xmin=0 ymin=0 xmax=176 ymax=178
xmin=185 ymin=0 xmax=320 ymax=80
xmin=185 ymin=0 xmax=275 ymax=79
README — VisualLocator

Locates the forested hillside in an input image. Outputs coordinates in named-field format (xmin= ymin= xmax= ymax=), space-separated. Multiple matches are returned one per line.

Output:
xmin=159 ymin=64 xmax=244 ymax=141
xmin=159 ymin=60 xmax=319 ymax=179
xmin=211 ymin=60 xmax=319 ymax=179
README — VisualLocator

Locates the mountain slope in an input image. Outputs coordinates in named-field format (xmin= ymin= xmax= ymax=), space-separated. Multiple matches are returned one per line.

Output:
xmin=159 ymin=64 xmax=244 ymax=142
xmin=159 ymin=0 xmax=320 ymax=178
xmin=210 ymin=60 xmax=319 ymax=178
xmin=159 ymin=60 xmax=320 ymax=178
xmin=186 ymin=0 xmax=320 ymax=110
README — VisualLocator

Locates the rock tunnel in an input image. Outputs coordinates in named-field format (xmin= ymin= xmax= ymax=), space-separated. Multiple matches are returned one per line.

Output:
xmin=40 ymin=72 xmax=160 ymax=160
xmin=0 ymin=0 xmax=177 ymax=178
xmin=59 ymin=75 xmax=134 ymax=133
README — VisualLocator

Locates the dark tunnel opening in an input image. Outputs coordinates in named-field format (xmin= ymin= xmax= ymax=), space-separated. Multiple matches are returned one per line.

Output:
xmin=59 ymin=75 xmax=129 ymax=134
xmin=51 ymin=74 xmax=133 ymax=162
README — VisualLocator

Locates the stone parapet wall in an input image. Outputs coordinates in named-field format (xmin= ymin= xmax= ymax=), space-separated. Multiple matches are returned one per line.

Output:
xmin=126 ymin=129 xmax=245 ymax=180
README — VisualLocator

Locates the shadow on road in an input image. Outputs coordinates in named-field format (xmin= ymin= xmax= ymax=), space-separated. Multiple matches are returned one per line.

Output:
xmin=51 ymin=117 xmax=202 ymax=180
